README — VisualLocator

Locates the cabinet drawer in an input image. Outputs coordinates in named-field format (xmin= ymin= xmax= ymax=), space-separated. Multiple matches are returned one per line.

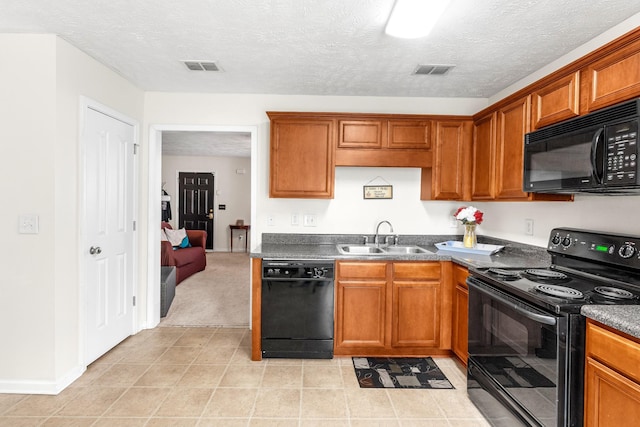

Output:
xmin=337 ymin=261 xmax=387 ymax=279
xmin=392 ymin=262 xmax=441 ymax=280
xmin=586 ymin=320 xmax=640 ymax=384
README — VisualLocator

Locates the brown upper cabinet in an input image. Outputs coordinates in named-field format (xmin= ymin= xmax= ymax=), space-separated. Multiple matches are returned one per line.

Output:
xmin=495 ymin=95 xmax=531 ymax=200
xmin=387 ymin=120 xmax=432 ymax=149
xmin=581 ymin=36 xmax=640 ymax=114
xmin=335 ymin=115 xmax=432 ymax=167
xmin=337 ymin=119 xmax=383 ymax=149
xmin=531 ymin=71 xmax=580 ymax=130
xmin=337 ymin=118 xmax=431 ymax=150
xmin=471 ymin=96 xmax=534 ymax=201
xmin=472 ymin=98 xmax=572 ymax=202
xmin=471 ymin=112 xmax=497 ymax=200
xmin=268 ymin=112 xmax=335 ymax=198
xmin=422 ymin=119 xmax=472 ymax=200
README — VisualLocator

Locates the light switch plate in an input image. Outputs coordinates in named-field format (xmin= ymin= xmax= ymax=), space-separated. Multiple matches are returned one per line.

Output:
xmin=291 ymin=213 xmax=300 ymax=226
xmin=19 ymin=214 xmax=39 ymax=234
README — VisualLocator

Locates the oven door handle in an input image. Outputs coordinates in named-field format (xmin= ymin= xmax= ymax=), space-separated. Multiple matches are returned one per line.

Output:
xmin=467 ymin=278 xmax=557 ymax=326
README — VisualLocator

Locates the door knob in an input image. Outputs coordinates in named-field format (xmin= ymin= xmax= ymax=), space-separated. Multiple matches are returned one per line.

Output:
xmin=89 ymin=246 xmax=102 ymax=255
xmin=208 ymin=208 xmax=214 ymax=220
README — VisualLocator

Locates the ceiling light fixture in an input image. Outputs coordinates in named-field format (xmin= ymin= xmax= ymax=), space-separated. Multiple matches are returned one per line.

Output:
xmin=385 ymin=0 xmax=451 ymax=39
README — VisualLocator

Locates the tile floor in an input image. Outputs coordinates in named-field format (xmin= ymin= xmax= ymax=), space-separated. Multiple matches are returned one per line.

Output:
xmin=0 ymin=327 xmax=490 ymax=426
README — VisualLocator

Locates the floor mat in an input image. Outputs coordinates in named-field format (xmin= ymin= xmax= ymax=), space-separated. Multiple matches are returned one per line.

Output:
xmin=352 ymin=357 xmax=454 ymax=389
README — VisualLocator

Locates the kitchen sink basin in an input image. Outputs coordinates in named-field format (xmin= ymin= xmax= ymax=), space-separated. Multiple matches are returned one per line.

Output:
xmin=336 ymin=244 xmax=431 ymax=255
xmin=382 ymin=245 xmax=430 ymax=254
xmin=336 ymin=245 xmax=385 ymax=254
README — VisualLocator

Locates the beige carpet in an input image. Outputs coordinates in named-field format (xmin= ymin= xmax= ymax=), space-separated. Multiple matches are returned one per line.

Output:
xmin=160 ymin=252 xmax=250 ymax=327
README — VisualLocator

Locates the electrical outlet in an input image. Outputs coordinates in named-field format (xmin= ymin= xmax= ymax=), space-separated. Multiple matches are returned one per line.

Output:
xmin=303 ymin=214 xmax=317 ymax=227
xmin=291 ymin=213 xmax=300 ymax=226
xmin=525 ymin=219 xmax=534 ymax=235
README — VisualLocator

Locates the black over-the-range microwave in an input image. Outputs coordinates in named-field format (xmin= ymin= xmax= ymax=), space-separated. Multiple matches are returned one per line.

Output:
xmin=524 ymin=97 xmax=640 ymax=194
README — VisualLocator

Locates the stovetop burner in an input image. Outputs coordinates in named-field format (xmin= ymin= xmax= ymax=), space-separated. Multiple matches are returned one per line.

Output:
xmin=487 ymin=268 xmax=521 ymax=280
xmin=524 ymin=269 xmax=569 ymax=280
xmin=535 ymin=284 xmax=584 ymax=299
xmin=594 ymin=286 xmax=637 ymax=300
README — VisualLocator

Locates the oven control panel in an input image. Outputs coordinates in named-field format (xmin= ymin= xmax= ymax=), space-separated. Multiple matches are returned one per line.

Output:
xmin=548 ymin=228 xmax=640 ymax=268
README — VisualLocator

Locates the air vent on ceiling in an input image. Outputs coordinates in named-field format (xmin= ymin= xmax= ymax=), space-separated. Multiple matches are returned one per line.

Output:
xmin=183 ymin=61 xmax=221 ymax=71
xmin=414 ymin=64 xmax=454 ymax=75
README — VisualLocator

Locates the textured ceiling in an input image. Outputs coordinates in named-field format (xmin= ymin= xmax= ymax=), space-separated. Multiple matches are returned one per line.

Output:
xmin=2 ymin=0 xmax=640 ymax=98
xmin=3 ymin=1 xmax=640 ymax=157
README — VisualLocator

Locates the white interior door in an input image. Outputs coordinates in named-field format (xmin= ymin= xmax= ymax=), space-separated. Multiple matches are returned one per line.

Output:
xmin=83 ymin=105 xmax=136 ymax=364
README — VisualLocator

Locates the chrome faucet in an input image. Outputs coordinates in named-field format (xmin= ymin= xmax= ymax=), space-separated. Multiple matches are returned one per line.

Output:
xmin=374 ymin=220 xmax=394 ymax=246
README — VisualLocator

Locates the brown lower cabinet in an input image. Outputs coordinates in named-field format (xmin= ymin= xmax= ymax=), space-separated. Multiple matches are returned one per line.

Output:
xmin=584 ymin=319 xmax=640 ymax=426
xmin=451 ymin=264 xmax=469 ymax=365
xmin=334 ymin=260 xmax=452 ymax=356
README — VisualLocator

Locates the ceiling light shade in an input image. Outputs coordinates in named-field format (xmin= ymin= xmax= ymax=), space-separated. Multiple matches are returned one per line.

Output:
xmin=385 ymin=0 xmax=451 ymax=39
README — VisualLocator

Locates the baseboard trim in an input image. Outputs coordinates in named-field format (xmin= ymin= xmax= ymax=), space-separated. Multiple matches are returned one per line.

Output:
xmin=0 ymin=365 xmax=85 ymax=395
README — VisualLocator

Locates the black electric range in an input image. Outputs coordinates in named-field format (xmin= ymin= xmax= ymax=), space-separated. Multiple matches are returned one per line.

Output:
xmin=470 ymin=228 xmax=640 ymax=314
xmin=467 ymin=228 xmax=640 ymax=427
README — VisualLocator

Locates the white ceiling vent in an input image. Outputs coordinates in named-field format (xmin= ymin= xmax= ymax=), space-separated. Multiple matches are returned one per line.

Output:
xmin=414 ymin=64 xmax=454 ymax=75
xmin=183 ymin=61 xmax=221 ymax=71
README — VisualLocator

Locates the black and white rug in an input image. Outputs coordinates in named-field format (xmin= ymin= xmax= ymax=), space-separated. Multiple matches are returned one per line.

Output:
xmin=352 ymin=357 xmax=454 ymax=389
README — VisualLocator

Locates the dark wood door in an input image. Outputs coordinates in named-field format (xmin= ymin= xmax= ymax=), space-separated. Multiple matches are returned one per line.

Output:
xmin=178 ymin=172 xmax=214 ymax=249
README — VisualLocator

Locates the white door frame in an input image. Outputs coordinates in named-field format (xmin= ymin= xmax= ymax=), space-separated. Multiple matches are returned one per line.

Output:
xmin=79 ymin=96 xmax=139 ymax=365
xmin=147 ymin=124 xmax=257 ymax=328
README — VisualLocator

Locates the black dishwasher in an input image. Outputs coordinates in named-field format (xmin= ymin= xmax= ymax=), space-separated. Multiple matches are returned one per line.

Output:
xmin=261 ymin=260 xmax=334 ymax=358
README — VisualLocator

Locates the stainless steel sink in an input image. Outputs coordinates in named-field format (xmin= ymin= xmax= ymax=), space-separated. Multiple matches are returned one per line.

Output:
xmin=336 ymin=244 xmax=431 ymax=255
xmin=383 ymin=245 xmax=430 ymax=254
xmin=336 ymin=245 xmax=385 ymax=255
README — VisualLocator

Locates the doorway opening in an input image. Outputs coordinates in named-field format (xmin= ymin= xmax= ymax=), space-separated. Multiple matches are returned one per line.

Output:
xmin=147 ymin=125 xmax=258 ymax=328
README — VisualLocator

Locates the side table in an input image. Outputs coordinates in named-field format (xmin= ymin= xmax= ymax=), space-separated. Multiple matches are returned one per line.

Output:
xmin=160 ymin=266 xmax=176 ymax=317
xmin=229 ymin=224 xmax=250 ymax=252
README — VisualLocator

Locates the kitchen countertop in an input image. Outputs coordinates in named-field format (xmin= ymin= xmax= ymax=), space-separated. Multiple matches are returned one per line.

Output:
xmin=251 ymin=233 xmax=551 ymax=269
xmin=581 ymin=306 xmax=640 ymax=340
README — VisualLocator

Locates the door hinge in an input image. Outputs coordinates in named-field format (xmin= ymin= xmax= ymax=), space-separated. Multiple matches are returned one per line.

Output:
xmin=133 ymin=220 xmax=136 ymax=231
xmin=133 ymin=144 xmax=139 ymax=155
xmin=133 ymin=296 xmax=136 ymax=306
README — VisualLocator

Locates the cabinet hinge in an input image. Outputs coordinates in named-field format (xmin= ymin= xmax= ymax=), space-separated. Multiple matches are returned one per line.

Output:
xmin=133 ymin=144 xmax=139 ymax=155
xmin=133 ymin=220 xmax=136 ymax=231
xmin=133 ymin=296 xmax=136 ymax=306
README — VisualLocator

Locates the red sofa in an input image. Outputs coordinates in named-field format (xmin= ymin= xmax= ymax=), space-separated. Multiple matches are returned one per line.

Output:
xmin=161 ymin=222 xmax=207 ymax=284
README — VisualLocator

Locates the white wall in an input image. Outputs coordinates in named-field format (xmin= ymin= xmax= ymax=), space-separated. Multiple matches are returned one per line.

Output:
xmin=161 ymin=155 xmax=251 ymax=251
xmin=0 ymin=34 xmax=144 ymax=394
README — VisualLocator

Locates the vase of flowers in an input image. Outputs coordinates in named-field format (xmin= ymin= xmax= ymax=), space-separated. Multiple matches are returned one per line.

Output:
xmin=453 ymin=206 xmax=484 ymax=248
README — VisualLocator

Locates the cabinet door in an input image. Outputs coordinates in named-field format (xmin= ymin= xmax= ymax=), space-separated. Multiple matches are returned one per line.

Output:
xmin=431 ymin=120 xmax=472 ymax=200
xmin=581 ymin=38 xmax=640 ymax=113
xmin=391 ymin=262 xmax=442 ymax=348
xmin=335 ymin=262 xmax=388 ymax=350
xmin=531 ymin=72 xmax=580 ymax=129
xmin=269 ymin=117 xmax=335 ymax=198
xmin=585 ymin=357 xmax=640 ymax=427
xmin=471 ymin=112 xmax=496 ymax=200
xmin=391 ymin=280 xmax=440 ymax=347
xmin=338 ymin=119 xmax=383 ymax=148
xmin=387 ymin=120 xmax=431 ymax=149
xmin=495 ymin=96 xmax=530 ymax=200
xmin=451 ymin=265 xmax=469 ymax=365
